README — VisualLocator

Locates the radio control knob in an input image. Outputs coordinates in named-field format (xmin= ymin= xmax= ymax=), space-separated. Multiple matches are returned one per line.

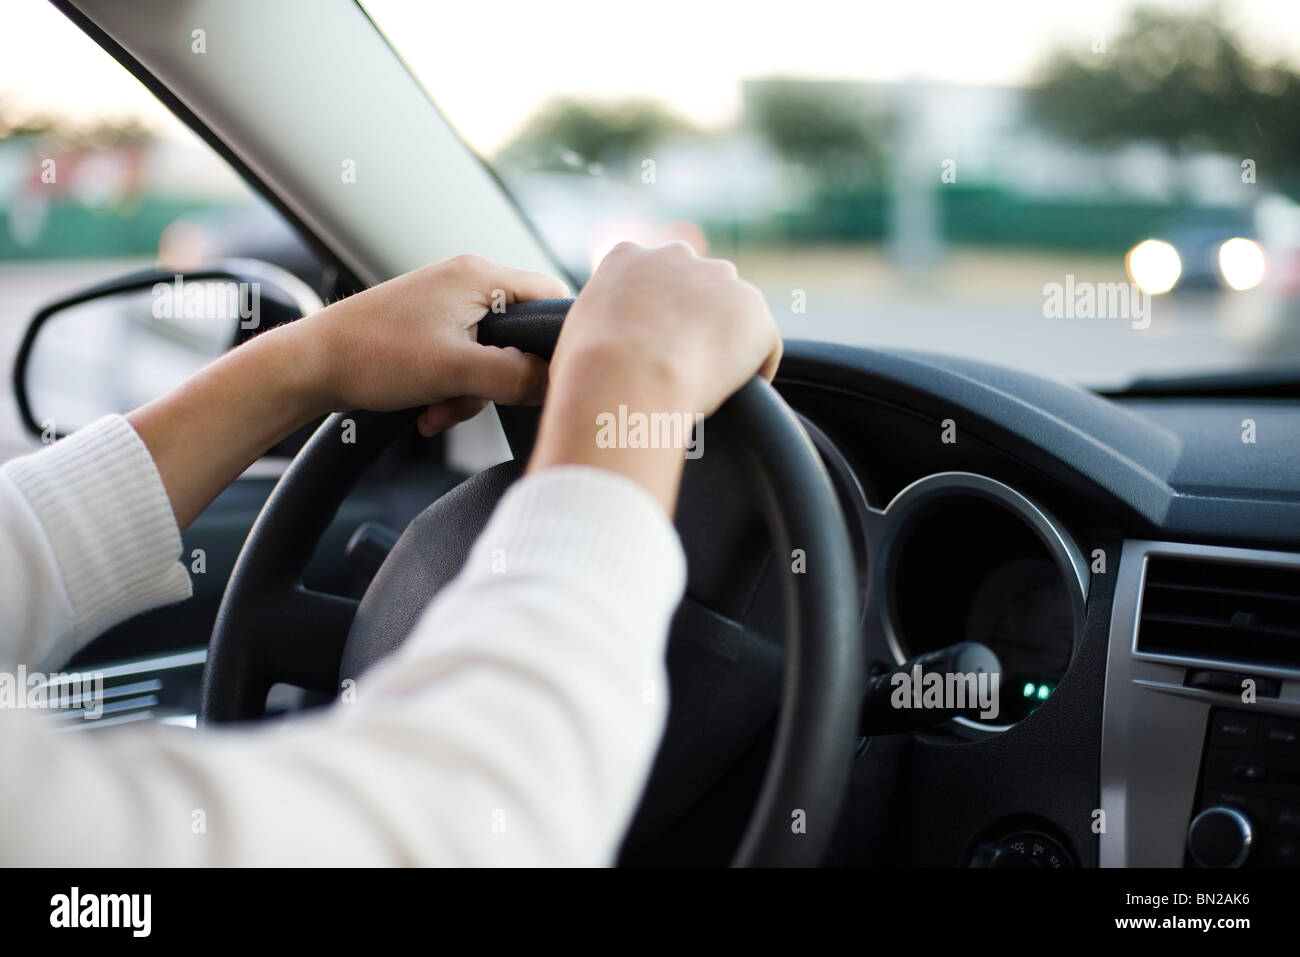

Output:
xmin=1187 ymin=806 xmax=1253 ymax=868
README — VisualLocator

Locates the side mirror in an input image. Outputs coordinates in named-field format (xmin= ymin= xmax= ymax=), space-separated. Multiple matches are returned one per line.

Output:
xmin=12 ymin=259 xmax=323 ymax=440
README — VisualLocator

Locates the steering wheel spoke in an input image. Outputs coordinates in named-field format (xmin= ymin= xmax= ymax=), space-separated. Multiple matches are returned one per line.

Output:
xmin=262 ymin=588 xmax=359 ymax=695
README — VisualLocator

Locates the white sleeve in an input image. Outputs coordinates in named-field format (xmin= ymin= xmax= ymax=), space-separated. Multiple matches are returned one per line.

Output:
xmin=0 ymin=465 xmax=687 ymax=866
xmin=0 ymin=415 xmax=192 ymax=671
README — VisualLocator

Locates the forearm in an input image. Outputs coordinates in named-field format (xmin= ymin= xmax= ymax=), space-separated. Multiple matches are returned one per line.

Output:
xmin=0 ymin=416 xmax=191 ymax=669
xmin=0 ymin=467 xmax=684 ymax=866
xmin=127 ymin=320 xmax=330 ymax=530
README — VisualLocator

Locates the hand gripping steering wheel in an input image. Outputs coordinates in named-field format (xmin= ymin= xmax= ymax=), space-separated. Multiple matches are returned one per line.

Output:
xmin=200 ymin=298 xmax=863 ymax=866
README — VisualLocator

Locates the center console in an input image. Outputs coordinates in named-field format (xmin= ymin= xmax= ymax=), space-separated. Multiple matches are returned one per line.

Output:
xmin=1100 ymin=540 xmax=1300 ymax=867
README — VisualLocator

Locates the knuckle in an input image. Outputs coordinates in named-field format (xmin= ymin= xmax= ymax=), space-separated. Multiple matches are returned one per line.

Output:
xmin=448 ymin=253 xmax=487 ymax=275
xmin=506 ymin=350 xmax=537 ymax=397
xmin=741 ymin=279 xmax=769 ymax=308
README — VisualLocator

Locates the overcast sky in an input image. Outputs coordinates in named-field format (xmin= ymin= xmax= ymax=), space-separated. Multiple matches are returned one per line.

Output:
xmin=4 ymin=0 xmax=1300 ymax=153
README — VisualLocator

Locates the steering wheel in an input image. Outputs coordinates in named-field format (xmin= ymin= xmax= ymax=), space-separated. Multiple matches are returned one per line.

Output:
xmin=199 ymin=298 xmax=863 ymax=866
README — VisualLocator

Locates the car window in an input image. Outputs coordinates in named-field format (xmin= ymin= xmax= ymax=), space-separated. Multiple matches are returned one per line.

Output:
xmin=0 ymin=2 xmax=326 ymax=463
xmin=365 ymin=0 xmax=1300 ymax=391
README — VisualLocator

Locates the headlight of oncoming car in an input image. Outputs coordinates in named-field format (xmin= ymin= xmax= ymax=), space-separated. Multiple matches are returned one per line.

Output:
xmin=1217 ymin=237 xmax=1266 ymax=291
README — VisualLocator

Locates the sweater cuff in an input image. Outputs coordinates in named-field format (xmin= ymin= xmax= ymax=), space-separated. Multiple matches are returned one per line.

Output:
xmin=466 ymin=465 xmax=687 ymax=626
xmin=4 ymin=415 xmax=192 ymax=652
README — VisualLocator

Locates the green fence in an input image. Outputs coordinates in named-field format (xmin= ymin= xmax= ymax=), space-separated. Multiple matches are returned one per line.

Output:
xmin=0 ymin=198 xmax=227 ymax=261
xmin=702 ymin=185 xmax=1234 ymax=252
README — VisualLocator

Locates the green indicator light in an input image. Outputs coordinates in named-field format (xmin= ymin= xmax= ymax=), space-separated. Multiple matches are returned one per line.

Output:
xmin=1037 ymin=685 xmax=1051 ymax=700
xmin=1023 ymin=682 xmax=1035 ymax=698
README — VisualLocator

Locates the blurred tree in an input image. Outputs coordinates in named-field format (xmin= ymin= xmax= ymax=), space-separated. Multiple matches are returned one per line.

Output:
xmin=0 ymin=96 xmax=154 ymax=146
xmin=72 ymin=116 xmax=155 ymax=149
xmin=0 ymin=97 xmax=56 ymax=140
xmin=747 ymin=79 xmax=883 ymax=182
xmin=497 ymin=98 xmax=690 ymax=172
xmin=1029 ymin=4 xmax=1300 ymax=180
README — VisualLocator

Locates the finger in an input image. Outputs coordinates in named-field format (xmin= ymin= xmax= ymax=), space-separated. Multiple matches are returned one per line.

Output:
xmin=417 ymin=396 xmax=488 ymax=437
xmin=450 ymin=343 xmax=549 ymax=406
xmin=451 ymin=256 xmax=571 ymax=307
xmin=758 ymin=337 xmax=783 ymax=383
xmin=742 ymin=282 xmax=782 ymax=383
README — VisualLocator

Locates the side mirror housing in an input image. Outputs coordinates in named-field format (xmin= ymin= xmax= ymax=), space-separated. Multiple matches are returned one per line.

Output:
xmin=12 ymin=259 xmax=322 ymax=440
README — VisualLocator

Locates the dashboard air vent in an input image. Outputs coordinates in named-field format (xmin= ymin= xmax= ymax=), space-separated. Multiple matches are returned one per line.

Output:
xmin=1137 ymin=556 xmax=1300 ymax=669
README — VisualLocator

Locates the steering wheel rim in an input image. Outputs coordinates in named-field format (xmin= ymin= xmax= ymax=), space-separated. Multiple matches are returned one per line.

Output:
xmin=200 ymin=298 xmax=864 ymax=866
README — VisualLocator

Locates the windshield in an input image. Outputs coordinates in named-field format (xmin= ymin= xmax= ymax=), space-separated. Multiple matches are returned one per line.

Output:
xmin=365 ymin=0 xmax=1300 ymax=390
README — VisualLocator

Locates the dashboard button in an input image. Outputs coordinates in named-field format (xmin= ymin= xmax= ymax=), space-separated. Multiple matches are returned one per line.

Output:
xmin=1211 ymin=713 xmax=1258 ymax=747
xmin=1260 ymin=719 xmax=1300 ymax=755
xmin=1271 ymin=840 xmax=1300 ymax=867
xmin=1213 ymin=792 xmax=1267 ymax=821
xmin=1271 ymin=803 xmax=1300 ymax=836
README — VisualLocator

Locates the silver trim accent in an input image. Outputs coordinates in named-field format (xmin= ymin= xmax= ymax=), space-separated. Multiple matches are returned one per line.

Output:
xmin=870 ymin=471 xmax=1090 ymax=732
xmin=83 ymin=648 xmax=207 ymax=681
xmin=1188 ymin=806 xmax=1253 ymax=869
xmin=1099 ymin=539 xmax=1300 ymax=867
xmin=39 ymin=648 xmax=208 ymax=733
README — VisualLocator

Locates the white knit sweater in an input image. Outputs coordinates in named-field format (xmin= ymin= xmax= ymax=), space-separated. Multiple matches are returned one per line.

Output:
xmin=0 ymin=415 xmax=685 ymax=865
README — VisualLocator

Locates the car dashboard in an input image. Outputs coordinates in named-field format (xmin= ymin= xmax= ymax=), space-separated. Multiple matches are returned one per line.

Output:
xmin=776 ymin=339 xmax=1300 ymax=868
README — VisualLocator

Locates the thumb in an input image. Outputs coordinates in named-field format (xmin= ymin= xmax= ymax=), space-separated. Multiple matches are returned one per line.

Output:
xmin=452 ymin=344 xmax=549 ymax=406
xmin=417 ymin=396 xmax=488 ymax=437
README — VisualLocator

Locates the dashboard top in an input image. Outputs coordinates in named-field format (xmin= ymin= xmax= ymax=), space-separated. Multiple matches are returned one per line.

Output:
xmin=778 ymin=339 xmax=1300 ymax=550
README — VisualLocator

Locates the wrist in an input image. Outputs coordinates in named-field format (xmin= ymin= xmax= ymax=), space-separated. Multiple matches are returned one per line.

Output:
xmin=530 ymin=347 xmax=699 ymax=514
xmin=551 ymin=341 xmax=697 ymax=414
xmin=266 ymin=312 xmax=340 ymax=420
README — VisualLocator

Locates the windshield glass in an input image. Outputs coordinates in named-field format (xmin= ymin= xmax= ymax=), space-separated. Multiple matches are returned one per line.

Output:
xmin=364 ymin=0 xmax=1300 ymax=389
